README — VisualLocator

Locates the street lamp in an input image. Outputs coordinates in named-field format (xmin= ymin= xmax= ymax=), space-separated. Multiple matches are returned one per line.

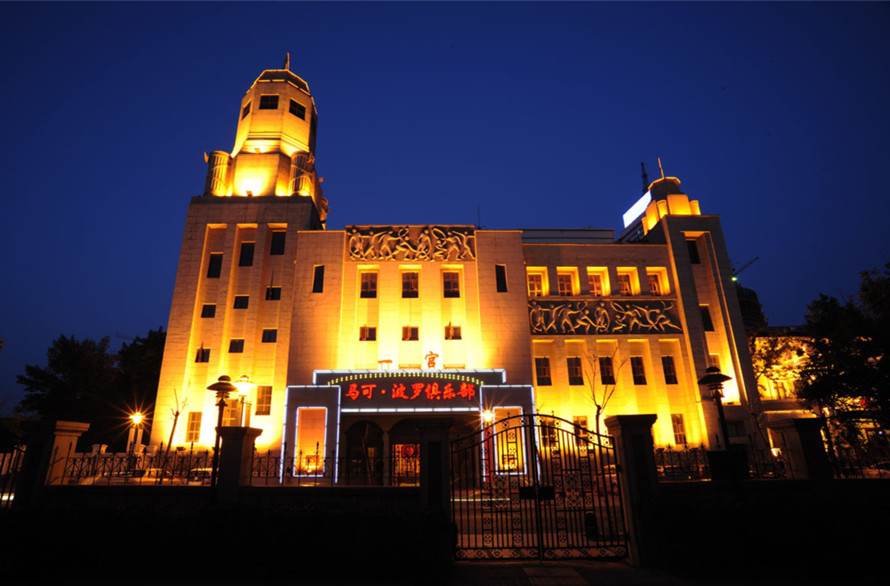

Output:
xmin=207 ymin=375 xmax=237 ymax=487
xmin=234 ymin=374 xmax=256 ymax=427
xmin=698 ymin=366 xmax=732 ymax=450
xmin=127 ymin=412 xmax=145 ymax=454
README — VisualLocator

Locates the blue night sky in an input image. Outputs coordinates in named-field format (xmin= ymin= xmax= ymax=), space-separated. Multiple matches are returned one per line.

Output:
xmin=1 ymin=1 xmax=888 ymax=410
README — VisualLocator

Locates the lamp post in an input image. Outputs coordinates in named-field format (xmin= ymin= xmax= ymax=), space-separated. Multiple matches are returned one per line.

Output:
xmin=234 ymin=374 xmax=256 ymax=427
xmin=207 ymin=375 xmax=237 ymax=487
xmin=698 ymin=366 xmax=732 ymax=450
xmin=127 ymin=412 xmax=144 ymax=454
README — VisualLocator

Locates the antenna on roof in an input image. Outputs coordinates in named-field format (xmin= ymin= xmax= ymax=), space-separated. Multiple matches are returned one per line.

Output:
xmin=657 ymin=157 xmax=665 ymax=180
xmin=641 ymin=161 xmax=649 ymax=192
xmin=284 ymin=52 xmax=290 ymax=71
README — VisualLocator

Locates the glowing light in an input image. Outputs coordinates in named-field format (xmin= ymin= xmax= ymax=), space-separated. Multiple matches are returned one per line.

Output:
xmin=623 ymin=191 xmax=652 ymax=228
xmin=130 ymin=412 xmax=144 ymax=426
xmin=482 ymin=410 xmax=494 ymax=424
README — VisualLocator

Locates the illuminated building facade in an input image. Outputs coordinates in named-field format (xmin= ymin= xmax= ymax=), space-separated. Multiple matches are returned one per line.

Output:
xmin=150 ymin=65 xmax=759 ymax=474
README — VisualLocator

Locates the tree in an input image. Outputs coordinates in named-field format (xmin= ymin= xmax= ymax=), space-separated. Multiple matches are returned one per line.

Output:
xmin=581 ymin=346 xmax=626 ymax=439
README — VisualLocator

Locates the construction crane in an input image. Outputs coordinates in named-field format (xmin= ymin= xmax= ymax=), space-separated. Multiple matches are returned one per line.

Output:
xmin=731 ymin=257 xmax=759 ymax=282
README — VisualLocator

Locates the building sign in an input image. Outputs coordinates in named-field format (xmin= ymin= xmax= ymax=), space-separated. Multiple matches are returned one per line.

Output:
xmin=346 ymin=225 xmax=476 ymax=261
xmin=528 ymin=299 xmax=682 ymax=335
xmin=622 ymin=191 xmax=652 ymax=228
xmin=315 ymin=370 xmax=506 ymax=410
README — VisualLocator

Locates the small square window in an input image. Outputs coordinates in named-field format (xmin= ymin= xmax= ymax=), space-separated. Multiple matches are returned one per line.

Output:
xmin=443 ymin=271 xmax=460 ymax=298
xmin=662 ymin=356 xmax=678 ymax=385
xmin=402 ymin=326 xmax=419 ymax=341
xmin=312 ymin=265 xmax=325 ymax=293
xmin=557 ymin=273 xmax=574 ymax=296
xmin=265 ymin=286 xmax=281 ymax=300
xmin=195 ymin=348 xmax=211 ymax=363
xmin=207 ymin=253 xmax=223 ymax=278
xmin=255 ymin=386 xmax=272 ymax=416
xmin=360 ymin=273 xmax=377 ymax=298
xmin=445 ymin=325 xmax=462 ymax=340
xmin=588 ymin=273 xmax=603 ymax=296
xmin=700 ymin=306 xmax=715 ymax=331
xmin=599 ymin=357 xmax=615 ymax=385
xmin=534 ymin=357 xmax=552 ymax=386
xmin=233 ymin=296 xmax=249 ymax=309
xmin=201 ymin=304 xmax=216 ymax=318
xmin=618 ymin=273 xmax=633 ymax=296
xmin=241 ymin=102 xmax=251 ymax=119
xmin=495 ymin=265 xmax=508 ymax=292
xmin=527 ymin=273 xmax=544 ymax=297
xmin=631 ymin=356 xmax=647 ymax=385
xmin=567 ymin=357 xmax=584 ymax=385
xmin=259 ymin=95 xmax=279 ymax=110
xmin=229 ymin=339 xmax=244 ymax=353
xmin=270 ymin=231 xmax=286 ymax=255
xmin=402 ymin=272 xmax=419 ymax=298
xmin=359 ymin=326 xmax=377 ymax=341
xmin=239 ymin=242 xmax=255 ymax=267
xmin=647 ymin=272 xmax=662 ymax=295
xmin=261 ymin=329 xmax=277 ymax=343
xmin=289 ymin=99 xmax=306 ymax=119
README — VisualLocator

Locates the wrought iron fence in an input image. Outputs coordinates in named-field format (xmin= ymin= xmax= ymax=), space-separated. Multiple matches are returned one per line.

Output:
xmin=830 ymin=446 xmax=890 ymax=479
xmin=60 ymin=447 xmax=212 ymax=486
xmin=654 ymin=441 xmax=789 ymax=481
xmin=250 ymin=449 xmax=420 ymax=487
xmin=1 ymin=448 xmax=25 ymax=508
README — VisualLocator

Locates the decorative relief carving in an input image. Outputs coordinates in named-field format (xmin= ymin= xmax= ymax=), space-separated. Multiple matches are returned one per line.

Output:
xmin=529 ymin=299 xmax=682 ymax=335
xmin=346 ymin=226 xmax=476 ymax=261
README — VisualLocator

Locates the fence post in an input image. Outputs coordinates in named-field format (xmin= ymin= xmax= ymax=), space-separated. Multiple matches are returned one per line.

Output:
xmin=604 ymin=414 xmax=659 ymax=568
xmin=414 ymin=418 xmax=453 ymax=519
xmin=216 ymin=427 xmax=263 ymax=503
xmin=14 ymin=420 xmax=90 ymax=507
xmin=767 ymin=417 xmax=831 ymax=480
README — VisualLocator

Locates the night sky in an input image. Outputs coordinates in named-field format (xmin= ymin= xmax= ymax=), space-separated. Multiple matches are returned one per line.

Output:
xmin=1 ymin=1 xmax=888 ymax=410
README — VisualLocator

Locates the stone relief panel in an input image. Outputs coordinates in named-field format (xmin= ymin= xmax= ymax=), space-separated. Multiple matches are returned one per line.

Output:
xmin=346 ymin=226 xmax=476 ymax=261
xmin=528 ymin=299 xmax=683 ymax=335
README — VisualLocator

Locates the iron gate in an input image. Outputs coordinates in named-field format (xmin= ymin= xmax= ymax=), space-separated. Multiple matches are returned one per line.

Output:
xmin=450 ymin=413 xmax=627 ymax=560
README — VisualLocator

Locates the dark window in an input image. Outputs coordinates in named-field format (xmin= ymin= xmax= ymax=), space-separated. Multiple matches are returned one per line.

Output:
xmin=255 ymin=386 xmax=272 ymax=416
xmin=631 ymin=356 xmax=647 ymax=385
xmin=445 ymin=325 xmax=462 ymax=340
xmin=443 ymin=271 xmax=460 ymax=298
xmin=201 ymin=304 xmax=216 ymax=318
xmin=229 ymin=339 xmax=244 ymax=353
xmin=700 ymin=306 xmax=715 ymax=331
xmin=402 ymin=272 xmax=419 ymax=298
xmin=402 ymin=326 xmax=419 ymax=341
xmin=312 ymin=266 xmax=324 ymax=293
xmin=265 ymin=286 xmax=281 ymax=300
xmin=727 ymin=420 xmax=746 ymax=438
xmin=207 ymin=253 xmax=223 ymax=278
xmin=270 ymin=231 xmax=286 ymax=255
xmin=662 ymin=356 xmax=678 ymax=385
xmin=495 ymin=265 xmax=508 ymax=292
xmin=238 ymin=242 xmax=255 ymax=267
xmin=261 ymin=329 xmax=277 ymax=343
xmin=289 ymin=99 xmax=306 ymax=119
xmin=233 ymin=295 xmax=249 ymax=309
xmin=567 ymin=357 xmax=584 ymax=386
xmin=599 ymin=357 xmax=616 ymax=385
xmin=241 ymin=102 xmax=250 ymax=119
xmin=360 ymin=273 xmax=377 ymax=298
xmin=195 ymin=348 xmax=211 ymax=363
xmin=360 ymin=326 xmax=377 ymax=341
xmin=687 ymin=239 xmax=701 ymax=264
xmin=534 ymin=357 xmax=552 ymax=386
xmin=259 ymin=95 xmax=279 ymax=110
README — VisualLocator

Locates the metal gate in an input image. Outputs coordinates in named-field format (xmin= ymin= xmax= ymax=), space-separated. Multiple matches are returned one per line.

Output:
xmin=450 ymin=413 xmax=627 ymax=560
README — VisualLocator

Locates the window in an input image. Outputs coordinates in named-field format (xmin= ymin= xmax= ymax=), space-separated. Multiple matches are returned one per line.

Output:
xmin=687 ymin=239 xmax=701 ymax=264
xmin=359 ymin=326 xmax=377 ymax=341
xmin=260 ymin=329 xmax=276 ymax=343
xmin=495 ymin=264 xmax=508 ymax=292
xmin=312 ymin=265 xmax=324 ymax=293
xmin=201 ymin=304 xmax=216 ymax=318
xmin=647 ymin=272 xmax=662 ymax=295
xmin=259 ymin=95 xmax=279 ymax=110
xmin=599 ymin=357 xmax=615 ymax=385
xmin=631 ymin=356 xmax=646 ymax=385
xmin=270 ymin=231 xmax=286 ymax=255
xmin=195 ymin=347 xmax=211 ymax=363
xmin=700 ymin=305 xmax=715 ymax=331
xmin=662 ymin=356 xmax=678 ymax=384
xmin=229 ymin=339 xmax=244 ymax=353
xmin=671 ymin=414 xmax=687 ymax=445
xmin=573 ymin=416 xmax=589 ymax=447
xmin=588 ymin=273 xmax=604 ymax=296
xmin=265 ymin=286 xmax=281 ymax=300
xmin=443 ymin=271 xmax=460 ymax=298
xmin=289 ymin=99 xmax=306 ymax=119
xmin=185 ymin=412 xmax=202 ymax=443
xmin=557 ymin=273 xmax=574 ymax=296
xmin=567 ymin=357 xmax=584 ymax=385
xmin=233 ymin=295 xmax=249 ymax=309
xmin=241 ymin=102 xmax=250 ymax=119
xmin=238 ymin=242 xmax=255 ymax=267
xmin=527 ymin=272 xmax=544 ymax=297
xmin=617 ymin=273 xmax=633 ymax=296
xmin=534 ymin=357 xmax=552 ymax=386
xmin=402 ymin=272 xmax=419 ymax=298
xmin=296 ymin=408 xmax=327 ymax=474
xmin=207 ymin=253 xmax=223 ymax=278
xmin=360 ymin=273 xmax=377 ymax=298
xmin=401 ymin=326 xmax=419 ymax=341
xmin=445 ymin=325 xmax=462 ymax=340
xmin=255 ymin=386 xmax=272 ymax=416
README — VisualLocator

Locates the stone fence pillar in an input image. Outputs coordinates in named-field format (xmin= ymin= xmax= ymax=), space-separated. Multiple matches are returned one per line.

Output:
xmin=216 ymin=427 xmax=263 ymax=503
xmin=605 ymin=414 xmax=659 ymax=568
xmin=15 ymin=420 xmax=90 ymax=507
xmin=768 ymin=417 xmax=831 ymax=480
xmin=414 ymin=418 xmax=453 ymax=519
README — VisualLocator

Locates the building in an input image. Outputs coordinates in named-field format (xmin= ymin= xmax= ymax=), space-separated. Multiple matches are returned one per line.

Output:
xmin=150 ymin=64 xmax=760 ymax=478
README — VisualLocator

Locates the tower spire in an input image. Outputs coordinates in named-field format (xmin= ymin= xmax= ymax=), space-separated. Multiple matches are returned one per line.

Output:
xmin=641 ymin=161 xmax=649 ymax=192
xmin=283 ymin=52 xmax=290 ymax=71
xmin=657 ymin=157 xmax=665 ymax=180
